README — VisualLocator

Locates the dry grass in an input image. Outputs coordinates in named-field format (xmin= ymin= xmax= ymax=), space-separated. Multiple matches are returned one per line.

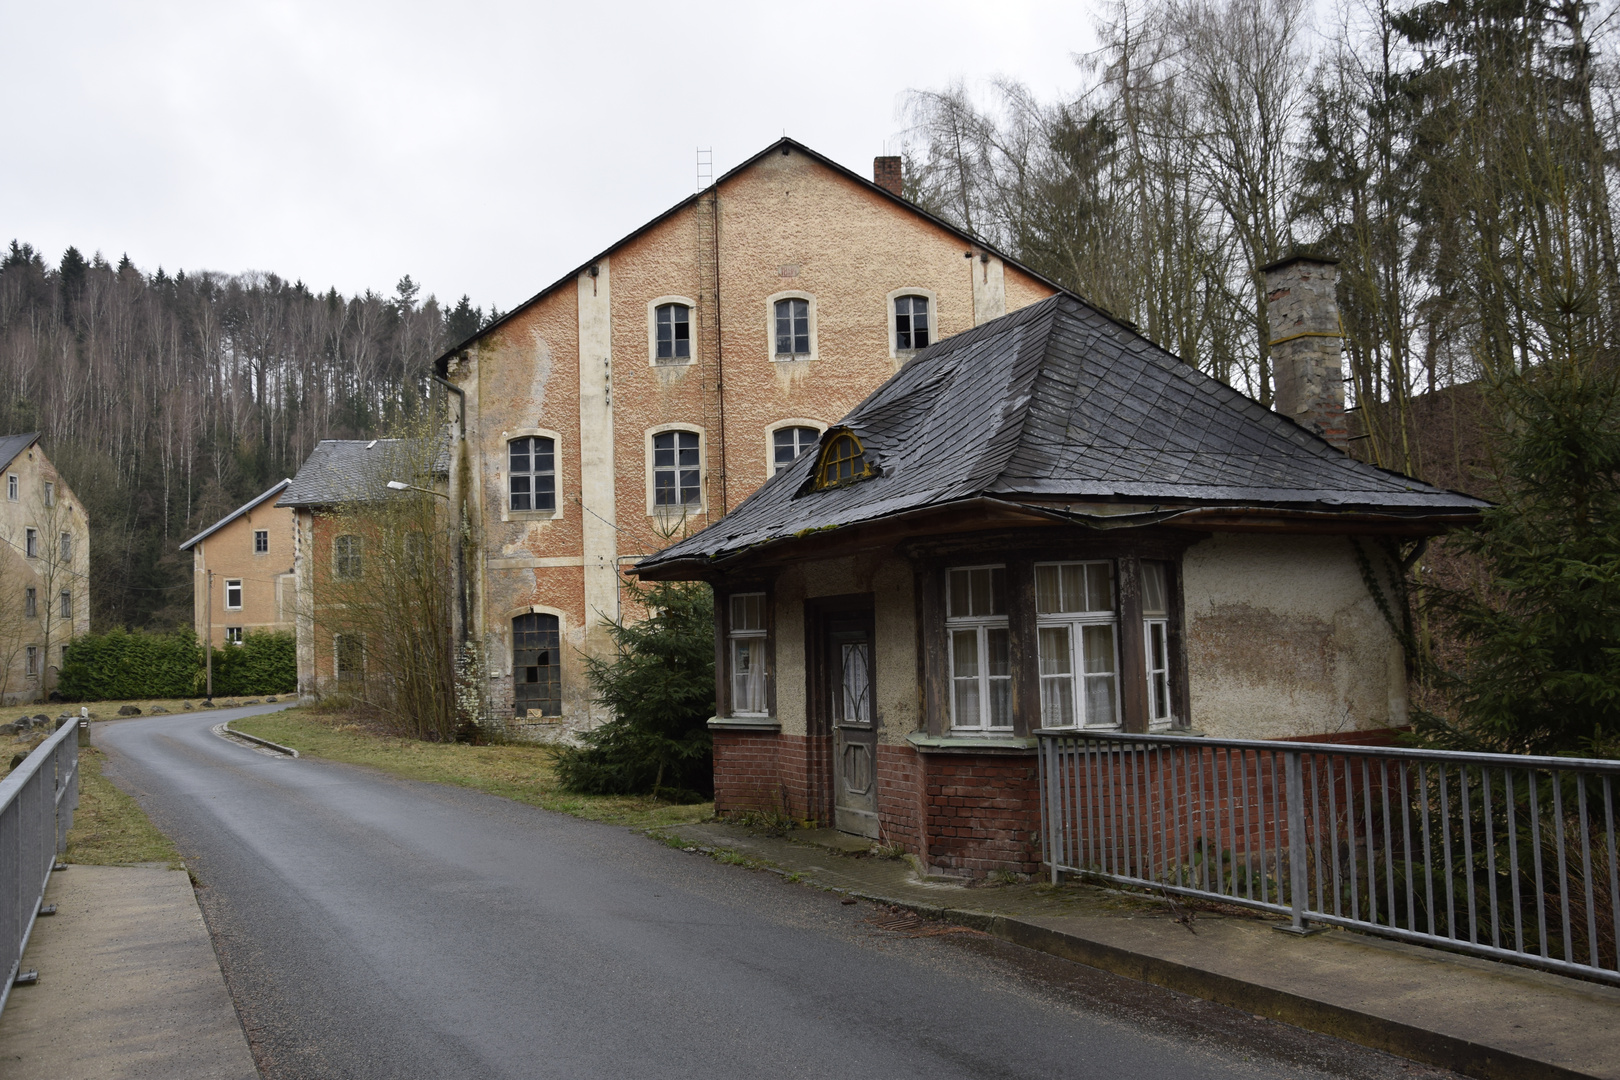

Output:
xmin=3 ymin=694 xmax=284 ymax=722
xmin=233 ymin=707 xmax=713 ymax=831
xmin=64 ymin=746 xmax=183 ymax=868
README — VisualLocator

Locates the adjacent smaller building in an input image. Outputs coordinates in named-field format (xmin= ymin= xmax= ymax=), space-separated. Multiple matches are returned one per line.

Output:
xmin=637 ymin=286 xmax=1486 ymax=877
xmin=179 ymin=480 xmax=296 ymax=650
xmin=0 ymin=433 xmax=91 ymax=704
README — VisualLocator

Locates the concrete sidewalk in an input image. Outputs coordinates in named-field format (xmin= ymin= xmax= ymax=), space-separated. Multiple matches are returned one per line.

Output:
xmin=665 ymin=821 xmax=1620 ymax=1080
xmin=0 ymin=864 xmax=257 ymax=1080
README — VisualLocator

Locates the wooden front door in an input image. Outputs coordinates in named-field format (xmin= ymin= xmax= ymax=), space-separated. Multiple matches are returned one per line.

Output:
xmin=826 ymin=613 xmax=879 ymax=838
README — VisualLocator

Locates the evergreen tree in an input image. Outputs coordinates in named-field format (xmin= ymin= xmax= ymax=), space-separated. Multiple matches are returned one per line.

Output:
xmin=1419 ymin=359 xmax=1620 ymax=756
xmin=554 ymin=582 xmax=715 ymax=799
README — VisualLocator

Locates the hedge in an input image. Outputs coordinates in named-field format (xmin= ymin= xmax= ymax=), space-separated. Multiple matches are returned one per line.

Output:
xmin=58 ymin=629 xmax=296 ymax=701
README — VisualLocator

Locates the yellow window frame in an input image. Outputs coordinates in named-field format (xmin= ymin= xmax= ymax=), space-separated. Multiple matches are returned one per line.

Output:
xmin=814 ymin=431 xmax=873 ymax=489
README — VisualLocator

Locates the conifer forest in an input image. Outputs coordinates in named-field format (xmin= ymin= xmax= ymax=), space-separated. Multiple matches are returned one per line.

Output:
xmin=0 ymin=242 xmax=490 ymax=630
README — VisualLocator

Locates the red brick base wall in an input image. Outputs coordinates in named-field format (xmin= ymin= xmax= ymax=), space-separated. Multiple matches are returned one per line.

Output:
xmin=715 ymin=733 xmax=1041 ymax=877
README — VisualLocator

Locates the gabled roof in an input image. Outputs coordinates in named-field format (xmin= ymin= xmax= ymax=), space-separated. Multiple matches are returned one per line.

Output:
xmin=277 ymin=438 xmax=448 ymax=509
xmin=179 ymin=479 xmax=291 ymax=551
xmin=0 ymin=433 xmax=40 ymax=472
xmin=432 ymin=137 xmax=1068 ymax=375
xmin=640 ymin=295 xmax=1486 ymax=575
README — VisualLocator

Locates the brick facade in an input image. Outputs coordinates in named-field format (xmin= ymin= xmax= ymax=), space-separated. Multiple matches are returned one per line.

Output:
xmin=714 ymin=732 xmax=1042 ymax=876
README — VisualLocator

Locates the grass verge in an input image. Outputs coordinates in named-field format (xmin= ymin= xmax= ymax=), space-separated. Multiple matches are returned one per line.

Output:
xmin=4 ymin=694 xmax=286 ymax=721
xmin=65 ymin=745 xmax=183 ymax=868
xmin=234 ymin=707 xmax=713 ymax=831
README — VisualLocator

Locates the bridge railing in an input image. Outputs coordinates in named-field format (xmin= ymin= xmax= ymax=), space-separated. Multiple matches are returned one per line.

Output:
xmin=0 ymin=718 xmax=80 ymax=1017
xmin=1038 ymin=729 xmax=1620 ymax=985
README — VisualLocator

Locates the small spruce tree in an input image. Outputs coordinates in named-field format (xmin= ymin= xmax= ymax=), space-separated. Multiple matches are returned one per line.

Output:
xmin=554 ymin=581 xmax=715 ymax=800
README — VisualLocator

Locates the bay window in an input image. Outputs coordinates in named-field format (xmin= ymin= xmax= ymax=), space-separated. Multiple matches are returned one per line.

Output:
xmin=946 ymin=565 xmax=1011 ymax=730
xmin=1035 ymin=561 xmax=1119 ymax=728
xmin=727 ymin=592 xmax=768 ymax=716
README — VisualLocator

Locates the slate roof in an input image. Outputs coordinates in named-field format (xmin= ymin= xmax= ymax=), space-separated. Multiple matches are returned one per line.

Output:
xmin=641 ymin=294 xmax=1485 ymax=573
xmin=277 ymin=438 xmax=448 ymax=509
xmin=179 ymin=479 xmax=290 ymax=551
xmin=0 ymin=433 xmax=40 ymax=472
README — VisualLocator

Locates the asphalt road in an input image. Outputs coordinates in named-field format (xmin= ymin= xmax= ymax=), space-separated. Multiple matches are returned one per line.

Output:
xmin=97 ymin=706 xmax=1453 ymax=1080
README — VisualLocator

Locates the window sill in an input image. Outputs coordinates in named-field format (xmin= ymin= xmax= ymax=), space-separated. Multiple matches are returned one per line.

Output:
xmin=907 ymin=732 xmax=1037 ymax=756
xmin=504 ymin=509 xmax=562 ymax=523
xmin=772 ymin=354 xmax=814 ymax=363
xmin=651 ymin=358 xmax=696 ymax=368
xmin=708 ymin=716 xmax=781 ymax=732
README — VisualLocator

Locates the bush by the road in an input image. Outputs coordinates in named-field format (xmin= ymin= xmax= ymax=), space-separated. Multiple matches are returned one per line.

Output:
xmin=58 ymin=628 xmax=295 ymax=701
xmin=58 ymin=628 xmax=202 ymax=701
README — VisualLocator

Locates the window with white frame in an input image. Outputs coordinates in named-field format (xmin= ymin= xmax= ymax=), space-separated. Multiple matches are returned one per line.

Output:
xmin=225 ymin=579 xmax=243 ymax=610
xmin=508 ymin=436 xmax=556 ymax=512
xmin=1035 ymin=561 xmax=1119 ymax=728
xmin=652 ymin=430 xmax=701 ymax=509
xmin=774 ymin=297 xmax=810 ymax=357
xmin=24 ymin=588 xmax=35 ymax=619
xmin=59 ymin=532 xmax=71 ymax=562
xmin=59 ymin=590 xmax=70 ymax=619
xmin=6 ymin=474 xmax=16 ymax=500
xmin=254 ymin=529 xmax=269 ymax=554
xmin=772 ymin=426 xmax=819 ymax=474
xmin=895 ymin=295 xmax=930 ymax=350
xmin=1142 ymin=561 xmax=1173 ymax=726
xmin=655 ymin=303 xmax=691 ymax=363
xmin=728 ymin=593 xmax=768 ymax=715
xmin=946 ymin=565 xmax=1011 ymax=730
xmin=25 ymin=528 xmax=37 ymax=558
xmin=225 ymin=627 xmax=244 ymax=645
xmin=25 ymin=645 xmax=37 ymax=678
xmin=42 ymin=481 xmax=54 ymax=507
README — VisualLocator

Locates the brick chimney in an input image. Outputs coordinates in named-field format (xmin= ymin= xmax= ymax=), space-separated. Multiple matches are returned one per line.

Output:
xmin=874 ymin=156 xmax=903 ymax=198
xmin=1264 ymin=254 xmax=1349 ymax=450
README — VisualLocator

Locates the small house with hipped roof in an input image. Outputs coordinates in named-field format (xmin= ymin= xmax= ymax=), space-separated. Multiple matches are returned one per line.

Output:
xmin=637 ymin=288 xmax=1485 ymax=877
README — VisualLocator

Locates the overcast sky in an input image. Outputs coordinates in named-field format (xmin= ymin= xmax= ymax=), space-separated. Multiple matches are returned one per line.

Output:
xmin=0 ymin=1 xmax=1098 ymax=312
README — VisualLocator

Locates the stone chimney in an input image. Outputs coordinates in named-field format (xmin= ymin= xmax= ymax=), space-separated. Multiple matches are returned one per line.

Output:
xmin=1264 ymin=254 xmax=1349 ymax=450
xmin=874 ymin=156 xmax=903 ymax=198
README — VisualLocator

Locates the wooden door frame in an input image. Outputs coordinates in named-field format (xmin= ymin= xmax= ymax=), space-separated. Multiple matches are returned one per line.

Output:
xmin=804 ymin=593 xmax=875 ymax=827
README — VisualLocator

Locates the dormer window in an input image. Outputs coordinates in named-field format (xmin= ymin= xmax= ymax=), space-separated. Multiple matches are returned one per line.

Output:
xmin=814 ymin=431 xmax=873 ymax=490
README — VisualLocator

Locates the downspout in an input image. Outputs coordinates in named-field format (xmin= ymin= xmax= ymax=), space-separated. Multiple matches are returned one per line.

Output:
xmin=434 ymin=375 xmax=470 ymax=672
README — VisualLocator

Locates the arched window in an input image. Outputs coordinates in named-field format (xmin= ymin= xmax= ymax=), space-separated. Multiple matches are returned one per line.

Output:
xmin=895 ymin=295 xmax=930 ymax=350
xmin=652 ymin=430 xmax=702 ymax=507
xmin=814 ymin=431 xmax=872 ymax=490
xmin=509 ymin=436 xmax=556 ymax=512
xmin=333 ymin=534 xmax=362 ymax=579
xmin=513 ymin=613 xmax=561 ymax=717
xmin=772 ymin=426 xmax=820 ymax=474
xmin=655 ymin=303 xmax=691 ymax=362
xmin=774 ymin=298 xmax=810 ymax=356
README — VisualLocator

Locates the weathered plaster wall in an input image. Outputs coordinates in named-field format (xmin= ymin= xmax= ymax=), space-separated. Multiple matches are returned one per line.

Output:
xmin=766 ymin=551 xmax=917 ymax=744
xmin=1182 ymin=532 xmax=1407 ymax=739
xmin=189 ymin=501 xmax=296 ymax=649
xmin=0 ymin=444 xmax=91 ymax=704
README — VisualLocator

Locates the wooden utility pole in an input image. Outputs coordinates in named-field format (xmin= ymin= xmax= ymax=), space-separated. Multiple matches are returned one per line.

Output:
xmin=204 ymin=568 xmax=214 ymax=705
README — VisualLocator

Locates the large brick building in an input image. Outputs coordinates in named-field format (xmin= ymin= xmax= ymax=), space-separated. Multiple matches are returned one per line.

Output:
xmin=432 ymin=138 xmax=1058 ymax=736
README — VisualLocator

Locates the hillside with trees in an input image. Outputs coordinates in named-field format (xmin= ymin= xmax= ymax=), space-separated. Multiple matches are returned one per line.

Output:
xmin=0 ymin=242 xmax=490 ymax=630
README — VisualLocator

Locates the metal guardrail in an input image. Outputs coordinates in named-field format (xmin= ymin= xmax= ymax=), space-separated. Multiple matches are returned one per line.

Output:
xmin=1038 ymin=730 xmax=1620 ymax=984
xmin=0 ymin=719 xmax=80 ymax=1017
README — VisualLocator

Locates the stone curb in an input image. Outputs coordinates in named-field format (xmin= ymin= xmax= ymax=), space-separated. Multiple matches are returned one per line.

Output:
xmin=663 ymin=832 xmax=1601 ymax=1080
xmin=217 ymin=721 xmax=298 ymax=758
